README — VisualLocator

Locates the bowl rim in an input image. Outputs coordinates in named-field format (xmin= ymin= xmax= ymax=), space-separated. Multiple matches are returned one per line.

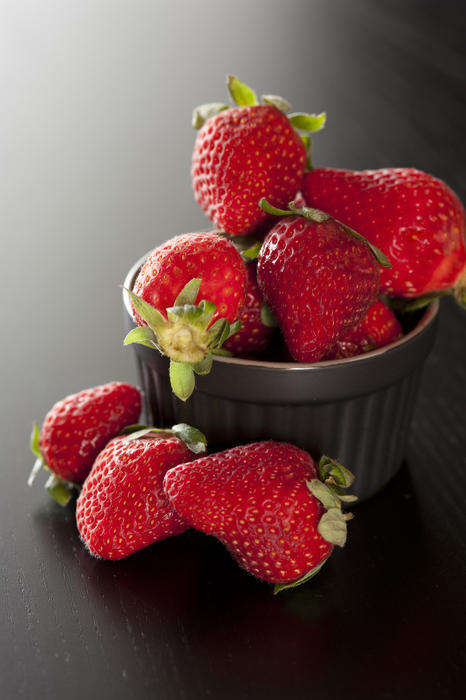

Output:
xmin=122 ymin=251 xmax=440 ymax=371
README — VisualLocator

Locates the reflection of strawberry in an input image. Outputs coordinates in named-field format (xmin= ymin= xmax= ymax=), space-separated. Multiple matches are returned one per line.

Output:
xmin=223 ymin=263 xmax=277 ymax=356
xmin=125 ymin=231 xmax=247 ymax=399
xmin=164 ymin=441 xmax=355 ymax=592
xmin=256 ymin=202 xmax=382 ymax=362
xmin=324 ymin=300 xmax=403 ymax=359
xmin=191 ymin=75 xmax=325 ymax=236
xmin=303 ymin=167 xmax=466 ymax=302
xmin=77 ymin=424 xmax=206 ymax=560
xmin=29 ymin=382 xmax=142 ymax=505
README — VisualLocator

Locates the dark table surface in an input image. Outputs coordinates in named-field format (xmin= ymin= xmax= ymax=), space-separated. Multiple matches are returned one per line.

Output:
xmin=2 ymin=1 xmax=465 ymax=698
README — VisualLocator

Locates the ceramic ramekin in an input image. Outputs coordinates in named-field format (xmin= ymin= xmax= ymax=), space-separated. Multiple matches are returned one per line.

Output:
xmin=123 ymin=253 xmax=439 ymax=501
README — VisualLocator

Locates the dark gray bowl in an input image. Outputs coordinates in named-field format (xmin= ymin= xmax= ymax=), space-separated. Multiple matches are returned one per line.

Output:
xmin=123 ymin=254 xmax=439 ymax=501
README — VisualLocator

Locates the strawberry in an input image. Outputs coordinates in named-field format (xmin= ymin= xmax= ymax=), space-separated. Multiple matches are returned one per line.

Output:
xmin=256 ymin=200 xmax=386 ymax=362
xmin=29 ymin=382 xmax=142 ymax=505
xmin=163 ymin=441 xmax=356 ymax=592
xmin=223 ymin=262 xmax=278 ymax=356
xmin=124 ymin=231 xmax=247 ymax=400
xmin=302 ymin=167 xmax=466 ymax=303
xmin=76 ymin=424 xmax=207 ymax=560
xmin=191 ymin=75 xmax=326 ymax=236
xmin=324 ymin=299 xmax=403 ymax=359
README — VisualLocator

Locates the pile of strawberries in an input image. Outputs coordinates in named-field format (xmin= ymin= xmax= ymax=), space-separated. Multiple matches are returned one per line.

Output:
xmin=29 ymin=382 xmax=355 ymax=592
xmin=124 ymin=75 xmax=465 ymax=400
xmin=30 ymin=76 xmax=466 ymax=592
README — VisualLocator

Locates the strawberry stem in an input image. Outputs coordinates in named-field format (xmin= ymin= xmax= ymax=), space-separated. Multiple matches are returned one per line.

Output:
xmin=121 ymin=422 xmax=207 ymax=454
xmin=28 ymin=457 xmax=43 ymax=487
xmin=258 ymin=198 xmax=295 ymax=217
xmin=259 ymin=198 xmax=391 ymax=268
xmin=123 ymin=281 xmax=242 ymax=400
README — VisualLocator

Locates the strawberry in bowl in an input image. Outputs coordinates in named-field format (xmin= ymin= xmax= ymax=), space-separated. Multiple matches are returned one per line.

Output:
xmin=302 ymin=167 xmax=466 ymax=305
xmin=191 ymin=75 xmax=325 ymax=236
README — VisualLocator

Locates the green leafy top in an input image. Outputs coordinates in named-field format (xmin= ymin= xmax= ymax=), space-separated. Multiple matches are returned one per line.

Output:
xmin=259 ymin=198 xmax=392 ymax=269
xmin=123 ymin=280 xmax=241 ymax=401
xmin=192 ymin=75 xmax=326 ymax=168
xmin=274 ymin=456 xmax=356 ymax=594
xmin=121 ymin=422 xmax=207 ymax=454
xmin=28 ymin=422 xmax=80 ymax=506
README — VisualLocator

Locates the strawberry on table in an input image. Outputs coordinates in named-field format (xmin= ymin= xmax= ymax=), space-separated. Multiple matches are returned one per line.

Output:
xmin=29 ymin=382 xmax=142 ymax=505
xmin=163 ymin=441 xmax=356 ymax=592
xmin=324 ymin=299 xmax=403 ymax=359
xmin=303 ymin=167 xmax=466 ymax=304
xmin=191 ymin=75 xmax=326 ymax=236
xmin=76 ymin=423 xmax=207 ymax=560
xmin=124 ymin=231 xmax=247 ymax=400
xmin=256 ymin=199 xmax=387 ymax=363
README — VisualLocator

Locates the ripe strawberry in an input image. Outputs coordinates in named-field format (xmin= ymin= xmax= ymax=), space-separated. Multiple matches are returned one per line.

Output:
xmin=302 ymin=167 xmax=466 ymax=302
xmin=163 ymin=442 xmax=356 ymax=592
xmin=223 ymin=263 xmax=277 ymax=356
xmin=191 ymin=75 xmax=326 ymax=236
xmin=324 ymin=299 xmax=403 ymax=359
xmin=256 ymin=200 xmax=385 ymax=362
xmin=124 ymin=231 xmax=247 ymax=399
xmin=76 ymin=424 xmax=206 ymax=560
xmin=29 ymin=382 xmax=142 ymax=505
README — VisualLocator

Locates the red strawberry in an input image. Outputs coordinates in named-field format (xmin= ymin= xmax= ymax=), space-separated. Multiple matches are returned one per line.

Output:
xmin=256 ymin=201 xmax=384 ymax=362
xmin=325 ymin=299 xmax=403 ymax=359
xmin=29 ymin=382 xmax=142 ymax=505
xmin=124 ymin=231 xmax=247 ymax=399
xmin=191 ymin=75 xmax=325 ymax=236
xmin=223 ymin=263 xmax=277 ymax=356
xmin=302 ymin=167 xmax=466 ymax=302
xmin=163 ymin=442 xmax=356 ymax=592
xmin=76 ymin=424 xmax=206 ymax=560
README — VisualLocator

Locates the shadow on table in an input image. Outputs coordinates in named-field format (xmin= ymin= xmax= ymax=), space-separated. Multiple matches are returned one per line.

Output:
xmin=30 ymin=462 xmax=446 ymax=700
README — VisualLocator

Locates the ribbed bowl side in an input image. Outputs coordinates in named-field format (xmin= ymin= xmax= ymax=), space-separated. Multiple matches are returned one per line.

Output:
xmin=135 ymin=353 xmax=426 ymax=501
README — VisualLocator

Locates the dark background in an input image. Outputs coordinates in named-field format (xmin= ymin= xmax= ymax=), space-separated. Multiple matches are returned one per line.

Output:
xmin=1 ymin=1 xmax=465 ymax=698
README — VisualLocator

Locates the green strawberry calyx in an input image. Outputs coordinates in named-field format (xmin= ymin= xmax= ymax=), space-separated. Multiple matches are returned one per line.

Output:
xmin=274 ymin=456 xmax=356 ymax=594
xmin=123 ymin=279 xmax=241 ymax=401
xmin=28 ymin=423 xmax=81 ymax=506
xmin=259 ymin=198 xmax=392 ymax=269
xmin=192 ymin=75 xmax=326 ymax=169
xmin=120 ymin=422 xmax=207 ymax=454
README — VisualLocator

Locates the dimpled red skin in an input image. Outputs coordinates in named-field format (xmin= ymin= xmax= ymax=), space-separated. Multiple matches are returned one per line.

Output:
xmin=77 ymin=435 xmax=192 ymax=560
xmin=325 ymin=300 xmax=403 ymax=359
xmin=163 ymin=441 xmax=333 ymax=585
xmin=39 ymin=383 xmax=142 ymax=483
xmin=303 ymin=167 xmax=466 ymax=297
xmin=132 ymin=232 xmax=247 ymax=326
xmin=257 ymin=216 xmax=380 ymax=362
xmin=223 ymin=263 xmax=276 ymax=356
xmin=191 ymin=105 xmax=306 ymax=236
